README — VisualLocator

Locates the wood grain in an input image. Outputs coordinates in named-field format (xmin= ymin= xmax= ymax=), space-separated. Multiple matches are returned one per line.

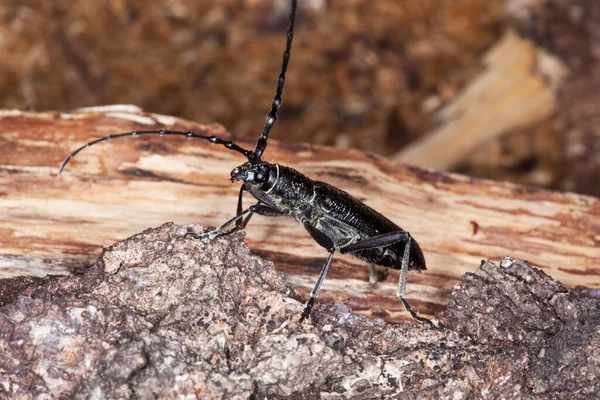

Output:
xmin=1 ymin=106 xmax=598 ymax=322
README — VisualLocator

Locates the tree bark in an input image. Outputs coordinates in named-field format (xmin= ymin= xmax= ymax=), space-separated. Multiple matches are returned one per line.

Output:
xmin=1 ymin=223 xmax=598 ymax=398
xmin=0 ymin=107 xmax=598 ymax=322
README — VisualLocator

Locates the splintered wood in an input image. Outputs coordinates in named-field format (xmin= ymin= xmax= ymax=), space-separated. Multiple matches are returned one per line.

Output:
xmin=1 ymin=108 xmax=598 ymax=322
xmin=394 ymin=30 xmax=569 ymax=171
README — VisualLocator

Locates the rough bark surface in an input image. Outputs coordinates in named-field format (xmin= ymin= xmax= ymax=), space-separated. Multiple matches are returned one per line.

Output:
xmin=1 ymin=223 xmax=599 ymax=399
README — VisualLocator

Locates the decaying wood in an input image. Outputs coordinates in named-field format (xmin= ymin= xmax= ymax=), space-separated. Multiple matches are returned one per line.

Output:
xmin=1 ymin=223 xmax=599 ymax=398
xmin=393 ymin=30 xmax=569 ymax=171
xmin=0 ymin=107 xmax=599 ymax=322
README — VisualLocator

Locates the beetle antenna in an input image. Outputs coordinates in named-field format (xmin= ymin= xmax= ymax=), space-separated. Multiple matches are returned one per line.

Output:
xmin=251 ymin=0 xmax=297 ymax=163
xmin=59 ymin=0 xmax=297 ymax=174
xmin=58 ymin=129 xmax=252 ymax=176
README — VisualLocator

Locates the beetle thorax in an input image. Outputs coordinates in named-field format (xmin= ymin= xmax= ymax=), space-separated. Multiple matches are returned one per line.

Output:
xmin=231 ymin=161 xmax=316 ymax=216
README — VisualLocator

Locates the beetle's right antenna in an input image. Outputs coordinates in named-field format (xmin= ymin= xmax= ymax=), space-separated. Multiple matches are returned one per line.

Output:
xmin=251 ymin=0 xmax=297 ymax=163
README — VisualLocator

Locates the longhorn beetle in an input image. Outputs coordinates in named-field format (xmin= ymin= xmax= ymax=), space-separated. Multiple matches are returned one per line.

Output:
xmin=59 ymin=0 xmax=438 ymax=327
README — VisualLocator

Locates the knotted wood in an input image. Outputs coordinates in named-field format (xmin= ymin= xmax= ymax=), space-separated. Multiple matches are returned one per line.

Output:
xmin=1 ymin=107 xmax=598 ymax=322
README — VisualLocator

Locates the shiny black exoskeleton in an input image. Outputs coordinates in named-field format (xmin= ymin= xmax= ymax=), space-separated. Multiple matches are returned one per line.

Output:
xmin=231 ymin=161 xmax=426 ymax=271
xmin=59 ymin=0 xmax=438 ymax=327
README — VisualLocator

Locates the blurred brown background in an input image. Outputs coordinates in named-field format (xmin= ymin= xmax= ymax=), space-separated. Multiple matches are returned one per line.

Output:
xmin=0 ymin=0 xmax=598 ymax=196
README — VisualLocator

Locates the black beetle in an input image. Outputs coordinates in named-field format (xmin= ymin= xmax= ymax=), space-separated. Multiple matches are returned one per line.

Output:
xmin=59 ymin=0 xmax=438 ymax=327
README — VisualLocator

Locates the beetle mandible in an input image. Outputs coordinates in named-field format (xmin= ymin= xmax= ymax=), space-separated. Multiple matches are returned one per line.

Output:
xmin=59 ymin=0 xmax=438 ymax=327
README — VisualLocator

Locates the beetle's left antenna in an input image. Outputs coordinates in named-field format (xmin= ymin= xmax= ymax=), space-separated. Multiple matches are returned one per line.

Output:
xmin=251 ymin=0 xmax=297 ymax=163
xmin=58 ymin=129 xmax=252 ymax=176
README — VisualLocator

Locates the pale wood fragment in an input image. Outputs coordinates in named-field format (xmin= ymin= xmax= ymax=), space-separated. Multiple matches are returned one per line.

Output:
xmin=394 ymin=30 xmax=569 ymax=170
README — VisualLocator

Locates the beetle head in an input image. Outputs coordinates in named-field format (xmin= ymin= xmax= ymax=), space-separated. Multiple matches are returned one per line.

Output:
xmin=231 ymin=161 xmax=270 ymax=184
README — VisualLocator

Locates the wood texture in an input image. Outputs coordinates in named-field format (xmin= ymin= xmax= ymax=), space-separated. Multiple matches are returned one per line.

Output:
xmin=1 ymin=107 xmax=599 ymax=322
xmin=394 ymin=30 xmax=569 ymax=170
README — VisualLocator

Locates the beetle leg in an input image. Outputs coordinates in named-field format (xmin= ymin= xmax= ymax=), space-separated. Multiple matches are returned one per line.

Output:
xmin=369 ymin=264 xmax=389 ymax=286
xmin=233 ymin=186 xmax=264 ymax=230
xmin=339 ymin=231 xmax=410 ymax=253
xmin=369 ymin=264 xmax=377 ymax=286
xmin=381 ymin=267 xmax=389 ymax=281
xmin=187 ymin=209 xmax=251 ymax=240
xmin=247 ymin=204 xmax=285 ymax=217
xmin=398 ymin=236 xmax=428 ymax=324
xmin=300 ymin=223 xmax=337 ymax=322
xmin=398 ymin=237 xmax=441 ymax=329
xmin=340 ymin=232 xmax=440 ymax=328
xmin=299 ymin=249 xmax=335 ymax=323
xmin=340 ymin=230 xmax=408 ymax=286
xmin=235 ymin=186 xmax=246 ymax=228
xmin=398 ymin=236 xmax=410 ymax=299
xmin=187 ymin=204 xmax=284 ymax=240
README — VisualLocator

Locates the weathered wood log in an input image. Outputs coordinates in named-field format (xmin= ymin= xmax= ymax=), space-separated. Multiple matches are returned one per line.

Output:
xmin=1 ymin=107 xmax=598 ymax=322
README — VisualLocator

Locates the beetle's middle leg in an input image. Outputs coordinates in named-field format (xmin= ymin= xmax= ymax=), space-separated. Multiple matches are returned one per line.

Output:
xmin=300 ymin=223 xmax=337 ymax=322
xmin=299 ymin=249 xmax=335 ymax=323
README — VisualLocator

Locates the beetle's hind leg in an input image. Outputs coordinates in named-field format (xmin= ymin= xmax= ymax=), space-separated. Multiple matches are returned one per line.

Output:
xmin=398 ymin=237 xmax=443 ymax=329
xmin=341 ymin=232 xmax=441 ymax=329
xmin=369 ymin=264 xmax=377 ymax=286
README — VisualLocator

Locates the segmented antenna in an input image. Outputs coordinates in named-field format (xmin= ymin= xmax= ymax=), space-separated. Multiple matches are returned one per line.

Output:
xmin=58 ymin=129 xmax=252 ymax=176
xmin=251 ymin=0 xmax=297 ymax=163
xmin=59 ymin=0 xmax=297 ymax=175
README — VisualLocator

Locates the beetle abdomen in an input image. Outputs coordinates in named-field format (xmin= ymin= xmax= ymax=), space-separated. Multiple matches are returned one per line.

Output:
xmin=314 ymin=182 xmax=426 ymax=271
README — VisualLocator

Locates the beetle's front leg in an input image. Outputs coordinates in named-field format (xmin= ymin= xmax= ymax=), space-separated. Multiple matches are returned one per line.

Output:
xmin=235 ymin=186 xmax=254 ymax=229
xmin=186 ymin=204 xmax=284 ymax=240
xmin=187 ymin=209 xmax=251 ymax=240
